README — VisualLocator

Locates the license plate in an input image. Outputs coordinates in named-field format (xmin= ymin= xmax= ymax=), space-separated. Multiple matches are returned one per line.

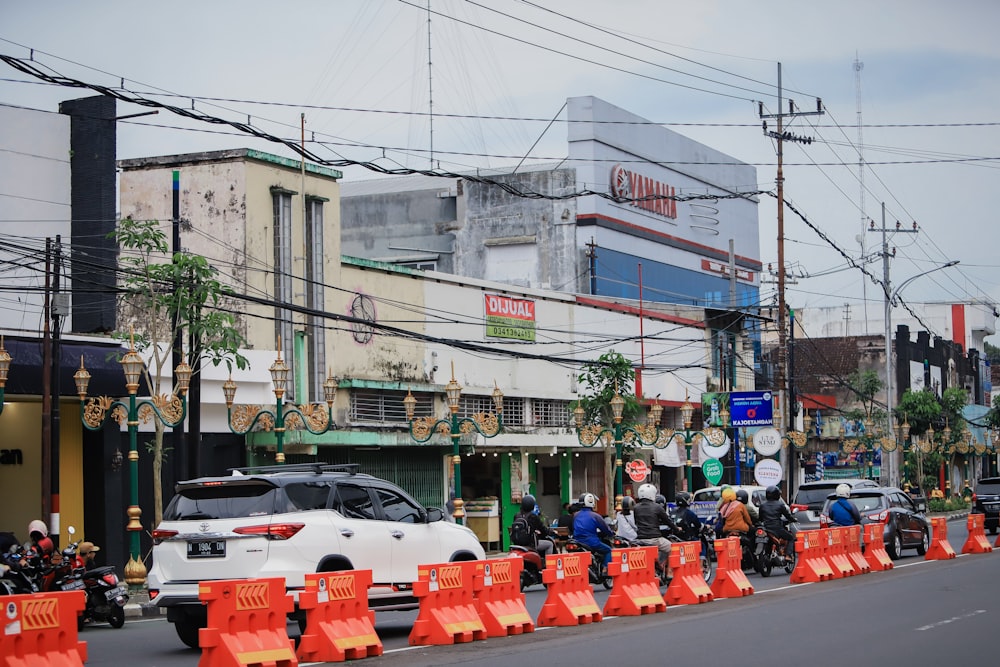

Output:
xmin=61 ymin=580 xmax=84 ymax=591
xmin=105 ymin=584 xmax=127 ymax=600
xmin=985 ymin=503 xmax=1000 ymax=511
xmin=187 ymin=540 xmax=226 ymax=558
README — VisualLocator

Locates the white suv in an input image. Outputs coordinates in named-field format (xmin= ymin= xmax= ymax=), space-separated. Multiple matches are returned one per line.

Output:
xmin=148 ymin=463 xmax=485 ymax=648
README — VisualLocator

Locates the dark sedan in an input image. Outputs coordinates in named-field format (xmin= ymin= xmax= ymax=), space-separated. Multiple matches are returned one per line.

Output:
xmin=820 ymin=487 xmax=930 ymax=559
xmin=972 ymin=477 xmax=1000 ymax=534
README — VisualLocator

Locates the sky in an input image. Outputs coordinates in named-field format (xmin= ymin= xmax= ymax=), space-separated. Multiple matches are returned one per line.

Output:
xmin=3 ymin=0 xmax=999 ymax=342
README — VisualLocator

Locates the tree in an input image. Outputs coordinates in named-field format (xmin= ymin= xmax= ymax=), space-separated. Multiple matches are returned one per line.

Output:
xmin=843 ymin=369 xmax=885 ymax=425
xmin=113 ymin=217 xmax=248 ymax=525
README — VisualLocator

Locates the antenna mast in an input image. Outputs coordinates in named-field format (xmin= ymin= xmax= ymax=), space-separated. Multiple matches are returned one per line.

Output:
xmin=855 ymin=55 xmax=869 ymax=333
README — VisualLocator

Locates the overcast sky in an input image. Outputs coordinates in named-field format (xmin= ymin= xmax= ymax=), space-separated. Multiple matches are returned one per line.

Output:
xmin=3 ymin=0 xmax=998 ymax=340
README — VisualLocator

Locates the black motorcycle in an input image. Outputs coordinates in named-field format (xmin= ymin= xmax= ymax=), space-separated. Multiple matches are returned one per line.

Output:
xmin=565 ymin=538 xmax=613 ymax=589
xmin=753 ymin=523 xmax=797 ymax=577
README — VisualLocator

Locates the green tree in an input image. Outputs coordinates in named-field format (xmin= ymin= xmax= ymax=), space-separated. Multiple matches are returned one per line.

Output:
xmin=843 ymin=369 xmax=885 ymax=424
xmin=113 ymin=217 xmax=248 ymax=525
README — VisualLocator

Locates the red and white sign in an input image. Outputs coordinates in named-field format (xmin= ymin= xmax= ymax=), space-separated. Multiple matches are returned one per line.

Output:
xmin=701 ymin=259 xmax=755 ymax=283
xmin=625 ymin=459 xmax=650 ymax=482
xmin=610 ymin=164 xmax=677 ymax=219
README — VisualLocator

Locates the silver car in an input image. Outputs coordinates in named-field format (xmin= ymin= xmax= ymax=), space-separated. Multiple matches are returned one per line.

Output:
xmin=791 ymin=478 xmax=879 ymax=529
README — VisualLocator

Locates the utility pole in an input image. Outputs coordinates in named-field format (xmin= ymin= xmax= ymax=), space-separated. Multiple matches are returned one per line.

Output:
xmin=869 ymin=202 xmax=917 ymax=487
xmin=759 ymin=62 xmax=823 ymax=495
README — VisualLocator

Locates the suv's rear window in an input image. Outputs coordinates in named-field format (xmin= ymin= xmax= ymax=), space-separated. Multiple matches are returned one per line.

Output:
xmin=975 ymin=479 xmax=1000 ymax=494
xmin=794 ymin=487 xmax=839 ymax=505
xmin=164 ymin=482 xmax=279 ymax=520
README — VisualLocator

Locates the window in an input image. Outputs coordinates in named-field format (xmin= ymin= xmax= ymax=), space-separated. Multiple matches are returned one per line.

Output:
xmin=305 ymin=197 xmax=327 ymax=401
xmin=271 ymin=187 xmax=296 ymax=400
xmin=502 ymin=397 xmax=524 ymax=426
xmin=532 ymin=399 xmax=570 ymax=427
xmin=284 ymin=481 xmax=333 ymax=511
xmin=350 ymin=389 xmax=414 ymax=423
xmin=458 ymin=394 xmax=497 ymax=419
xmin=374 ymin=487 xmax=423 ymax=523
xmin=333 ymin=484 xmax=376 ymax=520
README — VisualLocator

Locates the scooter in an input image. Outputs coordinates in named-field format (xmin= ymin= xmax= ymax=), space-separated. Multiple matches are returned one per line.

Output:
xmin=565 ymin=538 xmax=613 ymax=589
xmin=507 ymin=544 xmax=544 ymax=591
xmin=63 ymin=528 xmax=128 ymax=629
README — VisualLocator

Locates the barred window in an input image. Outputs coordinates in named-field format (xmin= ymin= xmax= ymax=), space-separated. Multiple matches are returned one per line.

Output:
xmin=456 ymin=394 xmax=524 ymax=426
xmin=503 ymin=397 xmax=524 ymax=426
xmin=351 ymin=389 xmax=426 ymax=423
xmin=533 ymin=399 xmax=571 ymax=427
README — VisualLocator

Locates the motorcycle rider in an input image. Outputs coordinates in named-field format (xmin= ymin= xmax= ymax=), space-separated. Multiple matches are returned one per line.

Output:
xmin=27 ymin=520 xmax=54 ymax=561
xmin=719 ymin=487 xmax=752 ymax=537
xmin=512 ymin=494 xmax=555 ymax=564
xmin=615 ymin=495 xmax=638 ymax=542
xmin=735 ymin=488 xmax=760 ymax=523
xmin=828 ymin=483 xmax=862 ymax=527
xmin=572 ymin=492 xmax=614 ymax=571
xmin=672 ymin=491 xmax=703 ymax=541
xmin=633 ymin=483 xmax=676 ymax=575
xmin=76 ymin=541 xmax=101 ymax=571
xmin=758 ymin=485 xmax=796 ymax=557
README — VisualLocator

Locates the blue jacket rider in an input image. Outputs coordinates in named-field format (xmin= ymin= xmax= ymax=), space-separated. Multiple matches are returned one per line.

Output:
xmin=572 ymin=492 xmax=613 ymax=567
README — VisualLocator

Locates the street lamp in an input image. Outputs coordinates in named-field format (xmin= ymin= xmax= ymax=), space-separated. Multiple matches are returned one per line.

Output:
xmin=883 ymin=259 xmax=959 ymax=486
xmin=839 ymin=416 xmax=896 ymax=481
xmin=573 ymin=390 xmax=664 ymax=509
xmin=404 ymin=363 xmax=503 ymax=524
xmin=224 ymin=340 xmax=338 ymax=464
xmin=0 ymin=336 xmax=11 ymax=415
xmin=654 ymin=392 xmax=728 ymax=493
xmin=76 ymin=336 xmax=192 ymax=585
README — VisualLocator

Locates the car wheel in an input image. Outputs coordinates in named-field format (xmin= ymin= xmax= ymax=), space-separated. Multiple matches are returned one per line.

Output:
xmin=173 ymin=616 xmax=203 ymax=650
xmin=887 ymin=532 xmax=903 ymax=560
xmin=916 ymin=529 xmax=929 ymax=556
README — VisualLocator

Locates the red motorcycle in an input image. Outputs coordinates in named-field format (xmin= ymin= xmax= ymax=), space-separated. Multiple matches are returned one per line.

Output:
xmin=507 ymin=544 xmax=545 ymax=591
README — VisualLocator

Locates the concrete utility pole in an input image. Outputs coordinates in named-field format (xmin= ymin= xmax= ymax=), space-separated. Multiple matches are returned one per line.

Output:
xmin=759 ymin=62 xmax=823 ymax=494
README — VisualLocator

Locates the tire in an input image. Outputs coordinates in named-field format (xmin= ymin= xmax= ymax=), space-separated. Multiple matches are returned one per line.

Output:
xmin=700 ymin=555 xmax=714 ymax=585
xmin=602 ymin=573 xmax=613 ymax=590
xmin=887 ymin=532 xmax=903 ymax=560
xmin=173 ymin=616 xmax=203 ymax=650
xmin=757 ymin=553 xmax=772 ymax=578
xmin=784 ymin=550 xmax=796 ymax=574
xmin=108 ymin=605 xmax=125 ymax=629
xmin=916 ymin=529 xmax=929 ymax=556
xmin=520 ymin=570 xmax=530 ymax=592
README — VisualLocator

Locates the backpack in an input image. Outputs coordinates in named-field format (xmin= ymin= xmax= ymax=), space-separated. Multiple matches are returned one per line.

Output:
xmin=510 ymin=514 xmax=532 ymax=546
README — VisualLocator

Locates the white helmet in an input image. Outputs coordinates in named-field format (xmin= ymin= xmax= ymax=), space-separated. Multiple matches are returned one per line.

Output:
xmin=836 ymin=483 xmax=851 ymax=498
xmin=579 ymin=492 xmax=597 ymax=509
xmin=637 ymin=483 xmax=658 ymax=502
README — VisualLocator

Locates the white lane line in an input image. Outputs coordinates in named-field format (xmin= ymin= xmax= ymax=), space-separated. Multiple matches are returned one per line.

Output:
xmin=915 ymin=609 xmax=987 ymax=631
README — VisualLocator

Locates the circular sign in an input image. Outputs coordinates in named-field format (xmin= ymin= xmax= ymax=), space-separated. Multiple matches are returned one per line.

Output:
xmin=625 ymin=459 xmax=650 ymax=482
xmin=753 ymin=427 xmax=782 ymax=457
xmin=754 ymin=458 xmax=784 ymax=486
xmin=702 ymin=458 xmax=724 ymax=485
xmin=701 ymin=434 xmax=731 ymax=460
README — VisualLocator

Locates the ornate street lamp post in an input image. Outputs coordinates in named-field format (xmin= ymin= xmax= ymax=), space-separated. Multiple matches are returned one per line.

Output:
xmin=655 ymin=393 xmax=728 ymax=493
xmin=223 ymin=341 xmax=338 ymax=464
xmin=75 ymin=336 xmax=192 ymax=585
xmin=840 ymin=416 xmax=898 ymax=481
xmin=573 ymin=392 xmax=665 ymax=509
xmin=404 ymin=364 xmax=504 ymax=524
xmin=0 ymin=336 xmax=11 ymax=415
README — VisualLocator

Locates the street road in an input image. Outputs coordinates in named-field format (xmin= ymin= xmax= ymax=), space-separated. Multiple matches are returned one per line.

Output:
xmin=80 ymin=520 xmax=992 ymax=666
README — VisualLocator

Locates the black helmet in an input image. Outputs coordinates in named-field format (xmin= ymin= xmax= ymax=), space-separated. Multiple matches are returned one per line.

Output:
xmin=735 ymin=489 xmax=749 ymax=504
xmin=655 ymin=494 xmax=667 ymax=510
xmin=765 ymin=485 xmax=781 ymax=501
xmin=676 ymin=491 xmax=692 ymax=508
xmin=520 ymin=494 xmax=537 ymax=513
xmin=621 ymin=496 xmax=635 ymax=514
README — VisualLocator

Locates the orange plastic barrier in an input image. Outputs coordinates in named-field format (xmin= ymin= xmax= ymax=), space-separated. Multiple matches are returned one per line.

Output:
xmin=863 ymin=523 xmax=894 ymax=571
xmin=536 ymin=552 xmax=603 ymax=627
xmin=664 ymin=541 xmax=713 ymax=606
xmin=603 ymin=546 xmax=666 ymax=616
xmin=409 ymin=561 xmax=487 ymax=646
xmin=925 ymin=517 xmax=957 ymax=560
xmin=789 ymin=529 xmax=834 ymax=583
xmin=842 ymin=526 xmax=870 ymax=574
xmin=198 ymin=577 xmax=297 ymax=667
xmin=472 ymin=558 xmax=534 ymax=637
xmin=824 ymin=527 xmax=858 ymax=578
xmin=710 ymin=537 xmax=753 ymax=598
xmin=296 ymin=570 xmax=382 ymax=663
xmin=961 ymin=514 xmax=994 ymax=554
xmin=0 ymin=590 xmax=87 ymax=667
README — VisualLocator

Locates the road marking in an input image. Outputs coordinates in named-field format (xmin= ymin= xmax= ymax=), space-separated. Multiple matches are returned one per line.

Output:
xmin=915 ymin=609 xmax=986 ymax=631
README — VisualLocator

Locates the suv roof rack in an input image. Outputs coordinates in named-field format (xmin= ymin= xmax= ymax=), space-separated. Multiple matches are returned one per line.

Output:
xmin=226 ymin=462 xmax=361 ymax=476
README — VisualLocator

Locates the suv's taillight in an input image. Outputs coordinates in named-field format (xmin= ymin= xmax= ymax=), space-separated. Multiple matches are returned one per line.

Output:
xmin=971 ymin=492 xmax=977 ymax=504
xmin=867 ymin=510 xmax=889 ymax=523
xmin=819 ymin=515 xmax=829 ymax=527
xmin=233 ymin=523 xmax=305 ymax=540
xmin=152 ymin=529 xmax=178 ymax=544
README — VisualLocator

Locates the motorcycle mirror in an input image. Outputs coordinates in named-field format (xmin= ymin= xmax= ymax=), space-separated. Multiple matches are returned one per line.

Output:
xmin=67 ymin=526 xmax=76 ymax=537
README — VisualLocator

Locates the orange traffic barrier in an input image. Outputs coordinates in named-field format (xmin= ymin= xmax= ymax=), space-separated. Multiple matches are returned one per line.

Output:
xmin=925 ymin=517 xmax=957 ymax=560
xmin=198 ymin=577 xmax=297 ymax=667
xmin=664 ymin=541 xmax=713 ymax=606
xmin=863 ymin=523 xmax=894 ymax=571
xmin=409 ymin=561 xmax=487 ymax=646
xmin=789 ymin=529 xmax=834 ymax=583
xmin=296 ymin=570 xmax=382 ymax=663
xmin=824 ymin=527 xmax=858 ymax=578
xmin=536 ymin=552 xmax=603 ymax=627
xmin=843 ymin=526 xmax=870 ymax=574
xmin=472 ymin=558 xmax=534 ymax=637
xmin=603 ymin=546 xmax=666 ymax=616
xmin=710 ymin=536 xmax=753 ymax=598
xmin=962 ymin=514 xmax=994 ymax=554
xmin=0 ymin=590 xmax=87 ymax=667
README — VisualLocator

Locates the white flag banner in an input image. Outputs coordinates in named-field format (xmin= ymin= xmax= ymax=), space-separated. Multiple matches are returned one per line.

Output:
xmin=652 ymin=442 xmax=683 ymax=468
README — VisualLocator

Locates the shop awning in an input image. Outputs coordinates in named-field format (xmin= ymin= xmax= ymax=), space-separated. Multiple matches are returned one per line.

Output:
xmin=3 ymin=336 xmax=128 ymax=398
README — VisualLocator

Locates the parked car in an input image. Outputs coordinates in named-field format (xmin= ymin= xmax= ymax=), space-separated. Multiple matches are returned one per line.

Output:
xmin=972 ymin=477 xmax=1000 ymax=534
xmin=148 ymin=463 xmax=485 ymax=649
xmin=819 ymin=486 xmax=930 ymax=559
xmin=791 ymin=478 xmax=880 ymax=529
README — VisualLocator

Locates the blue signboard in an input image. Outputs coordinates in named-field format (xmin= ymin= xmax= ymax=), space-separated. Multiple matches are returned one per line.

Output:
xmin=728 ymin=391 xmax=773 ymax=427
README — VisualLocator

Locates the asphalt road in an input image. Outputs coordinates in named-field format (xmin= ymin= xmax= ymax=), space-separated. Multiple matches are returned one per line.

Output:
xmin=78 ymin=519 xmax=993 ymax=666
